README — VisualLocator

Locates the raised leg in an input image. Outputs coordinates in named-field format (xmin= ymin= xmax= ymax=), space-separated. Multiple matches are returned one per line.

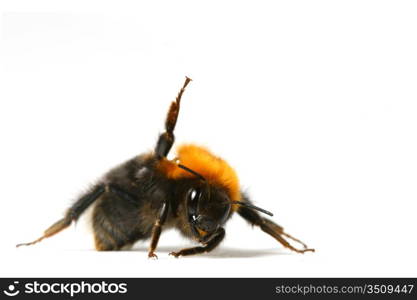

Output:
xmin=148 ymin=201 xmax=169 ymax=259
xmin=16 ymin=184 xmax=105 ymax=247
xmin=169 ymin=228 xmax=225 ymax=257
xmin=237 ymin=195 xmax=314 ymax=254
xmin=155 ymin=77 xmax=192 ymax=159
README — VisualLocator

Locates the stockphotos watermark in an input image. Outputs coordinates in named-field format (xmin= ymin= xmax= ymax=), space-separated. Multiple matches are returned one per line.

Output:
xmin=2 ymin=280 xmax=127 ymax=297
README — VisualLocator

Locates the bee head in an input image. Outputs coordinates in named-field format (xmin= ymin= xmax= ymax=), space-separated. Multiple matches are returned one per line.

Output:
xmin=177 ymin=164 xmax=273 ymax=243
xmin=185 ymin=183 xmax=231 ymax=243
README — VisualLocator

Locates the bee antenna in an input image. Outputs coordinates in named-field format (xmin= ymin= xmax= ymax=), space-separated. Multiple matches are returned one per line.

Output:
xmin=231 ymin=201 xmax=274 ymax=217
xmin=177 ymin=164 xmax=206 ymax=181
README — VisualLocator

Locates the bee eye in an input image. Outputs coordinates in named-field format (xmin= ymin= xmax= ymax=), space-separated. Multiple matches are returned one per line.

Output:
xmin=188 ymin=188 xmax=200 ymax=202
xmin=187 ymin=188 xmax=201 ymax=221
xmin=190 ymin=190 xmax=197 ymax=201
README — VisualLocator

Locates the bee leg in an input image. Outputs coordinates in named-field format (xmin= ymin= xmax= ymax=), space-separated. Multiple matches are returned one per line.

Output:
xmin=155 ymin=77 xmax=192 ymax=159
xmin=148 ymin=201 xmax=170 ymax=259
xmin=259 ymin=219 xmax=315 ymax=253
xmin=15 ymin=218 xmax=73 ymax=247
xmin=237 ymin=198 xmax=315 ymax=254
xmin=169 ymin=227 xmax=225 ymax=258
xmin=16 ymin=184 xmax=105 ymax=247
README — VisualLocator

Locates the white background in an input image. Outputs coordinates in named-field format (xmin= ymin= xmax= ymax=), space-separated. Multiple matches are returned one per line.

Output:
xmin=1 ymin=0 xmax=416 ymax=277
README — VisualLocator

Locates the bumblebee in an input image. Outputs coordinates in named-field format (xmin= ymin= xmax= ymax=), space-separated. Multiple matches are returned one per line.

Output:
xmin=17 ymin=77 xmax=314 ymax=258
